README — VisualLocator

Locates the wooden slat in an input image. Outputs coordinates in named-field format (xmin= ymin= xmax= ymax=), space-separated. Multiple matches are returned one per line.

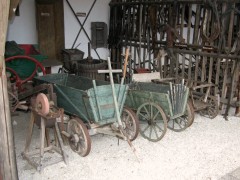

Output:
xmin=176 ymin=53 xmax=179 ymax=79
xmin=182 ymin=53 xmax=186 ymax=79
xmin=201 ymin=56 xmax=206 ymax=93
xmin=109 ymin=1 xmax=239 ymax=113
xmin=187 ymin=4 xmax=192 ymax=44
xmin=227 ymin=5 xmax=235 ymax=52
xmin=236 ymin=74 xmax=240 ymax=115
xmin=208 ymin=10 xmax=214 ymax=85
xmin=194 ymin=55 xmax=199 ymax=84
xmin=163 ymin=56 xmax=168 ymax=78
xmin=187 ymin=54 xmax=192 ymax=82
xmin=138 ymin=4 xmax=143 ymax=65
xmin=180 ymin=4 xmax=185 ymax=38
xmin=193 ymin=5 xmax=201 ymax=45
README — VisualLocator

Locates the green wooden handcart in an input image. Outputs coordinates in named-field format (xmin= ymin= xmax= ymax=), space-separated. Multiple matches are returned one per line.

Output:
xmin=34 ymin=73 xmax=139 ymax=156
xmin=125 ymin=80 xmax=194 ymax=142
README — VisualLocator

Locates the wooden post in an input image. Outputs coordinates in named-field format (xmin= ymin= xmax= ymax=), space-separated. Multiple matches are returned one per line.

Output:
xmin=0 ymin=0 xmax=18 ymax=179
xmin=235 ymin=65 xmax=240 ymax=116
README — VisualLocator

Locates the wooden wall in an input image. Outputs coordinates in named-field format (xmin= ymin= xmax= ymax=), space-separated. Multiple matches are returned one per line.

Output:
xmin=0 ymin=0 xmax=18 ymax=179
xmin=108 ymin=0 xmax=240 ymax=115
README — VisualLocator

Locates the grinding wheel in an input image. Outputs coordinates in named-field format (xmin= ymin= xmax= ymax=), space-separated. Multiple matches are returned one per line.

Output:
xmin=36 ymin=93 xmax=50 ymax=115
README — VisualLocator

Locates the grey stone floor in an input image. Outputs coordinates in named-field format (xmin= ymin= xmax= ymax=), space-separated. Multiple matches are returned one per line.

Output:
xmin=220 ymin=167 xmax=240 ymax=180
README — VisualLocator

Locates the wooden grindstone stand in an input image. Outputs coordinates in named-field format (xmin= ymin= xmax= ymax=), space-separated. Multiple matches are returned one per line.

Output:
xmin=22 ymin=93 xmax=68 ymax=173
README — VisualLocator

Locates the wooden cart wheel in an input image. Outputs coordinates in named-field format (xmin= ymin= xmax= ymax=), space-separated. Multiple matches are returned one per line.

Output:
xmin=187 ymin=100 xmax=195 ymax=127
xmin=199 ymin=95 xmax=219 ymax=119
xmin=167 ymin=100 xmax=195 ymax=132
xmin=121 ymin=107 xmax=140 ymax=141
xmin=137 ymin=102 xmax=167 ymax=142
xmin=67 ymin=118 xmax=91 ymax=157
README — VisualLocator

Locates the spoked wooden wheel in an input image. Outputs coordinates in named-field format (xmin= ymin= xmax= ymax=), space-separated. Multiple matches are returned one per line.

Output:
xmin=121 ymin=107 xmax=140 ymax=141
xmin=199 ymin=95 xmax=219 ymax=119
xmin=67 ymin=118 xmax=91 ymax=157
xmin=187 ymin=100 xmax=195 ymax=127
xmin=137 ymin=102 xmax=167 ymax=142
xmin=167 ymin=100 xmax=195 ymax=132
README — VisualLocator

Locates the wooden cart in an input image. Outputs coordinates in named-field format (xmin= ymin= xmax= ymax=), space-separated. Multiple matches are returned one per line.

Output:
xmin=152 ymin=78 xmax=219 ymax=119
xmin=34 ymin=73 xmax=139 ymax=156
xmin=125 ymin=80 xmax=194 ymax=142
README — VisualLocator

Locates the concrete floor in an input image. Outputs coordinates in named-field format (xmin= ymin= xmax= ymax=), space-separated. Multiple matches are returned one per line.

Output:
xmin=12 ymin=111 xmax=240 ymax=180
xmin=221 ymin=167 xmax=240 ymax=180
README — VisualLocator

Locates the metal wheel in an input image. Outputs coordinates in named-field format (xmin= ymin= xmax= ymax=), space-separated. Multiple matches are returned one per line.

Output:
xmin=199 ymin=95 xmax=219 ymax=119
xmin=137 ymin=102 xmax=167 ymax=142
xmin=121 ymin=107 xmax=139 ymax=141
xmin=67 ymin=118 xmax=91 ymax=157
xmin=167 ymin=100 xmax=195 ymax=132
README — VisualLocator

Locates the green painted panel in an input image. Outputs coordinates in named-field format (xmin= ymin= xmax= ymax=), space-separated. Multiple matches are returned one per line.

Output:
xmin=126 ymin=82 xmax=189 ymax=118
xmin=125 ymin=90 xmax=172 ymax=116
xmin=88 ymin=84 xmax=127 ymax=124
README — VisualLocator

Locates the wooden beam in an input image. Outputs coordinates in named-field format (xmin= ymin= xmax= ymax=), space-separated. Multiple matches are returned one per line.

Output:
xmin=0 ymin=0 xmax=18 ymax=179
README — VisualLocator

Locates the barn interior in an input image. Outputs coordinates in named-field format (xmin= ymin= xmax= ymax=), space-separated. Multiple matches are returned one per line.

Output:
xmin=0 ymin=0 xmax=240 ymax=179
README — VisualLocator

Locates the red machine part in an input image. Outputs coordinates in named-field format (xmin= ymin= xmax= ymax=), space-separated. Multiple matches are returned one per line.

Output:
xmin=5 ymin=55 xmax=46 ymax=90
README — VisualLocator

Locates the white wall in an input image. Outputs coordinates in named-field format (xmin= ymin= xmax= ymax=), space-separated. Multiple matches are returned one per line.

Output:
xmin=7 ymin=0 xmax=38 ymax=44
xmin=7 ymin=0 xmax=111 ymax=59
xmin=64 ymin=0 xmax=111 ymax=59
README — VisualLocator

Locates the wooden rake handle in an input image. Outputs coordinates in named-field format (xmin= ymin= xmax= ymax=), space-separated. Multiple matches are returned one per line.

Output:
xmin=123 ymin=48 xmax=130 ymax=79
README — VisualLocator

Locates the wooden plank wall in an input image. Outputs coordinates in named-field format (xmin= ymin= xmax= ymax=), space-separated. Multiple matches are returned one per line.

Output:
xmin=0 ymin=0 xmax=18 ymax=179
xmin=108 ymin=0 xmax=240 ymax=114
xmin=36 ymin=0 xmax=65 ymax=60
